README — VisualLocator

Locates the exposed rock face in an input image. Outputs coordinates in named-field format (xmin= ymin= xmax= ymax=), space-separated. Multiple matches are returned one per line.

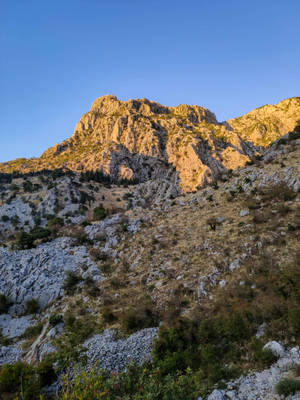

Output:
xmin=2 ymin=96 xmax=298 ymax=192
xmin=227 ymin=97 xmax=300 ymax=146
xmin=0 ymin=237 xmax=105 ymax=314
xmin=205 ymin=345 xmax=300 ymax=400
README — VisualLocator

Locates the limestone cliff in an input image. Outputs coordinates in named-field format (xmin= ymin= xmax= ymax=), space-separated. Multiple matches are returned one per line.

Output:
xmin=1 ymin=95 xmax=299 ymax=192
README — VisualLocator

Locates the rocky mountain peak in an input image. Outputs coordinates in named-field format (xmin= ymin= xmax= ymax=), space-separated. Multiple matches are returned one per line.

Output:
xmin=0 ymin=96 xmax=299 ymax=193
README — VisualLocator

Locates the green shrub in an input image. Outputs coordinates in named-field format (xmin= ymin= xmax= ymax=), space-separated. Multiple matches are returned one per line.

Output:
xmin=53 ymin=314 xmax=96 ymax=371
xmin=251 ymin=337 xmax=278 ymax=367
xmin=30 ymin=226 xmax=51 ymax=241
xmin=15 ymin=230 xmax=35 ymax=249
xmin=288 ymin=128 xmax=300 ymax=141
xmin=259 ymin=182 xmax=296 ymax=202
xmin=21 ymin=322 xmax=43 ymax=339
xmin=0 ymin=362 xmax=40 ymax=399
xmin=206 ymin=217 xmax=217 ymax=231
xmin=23 ymin=180 xmax=33 ymax=192
xmin=276 ymin=378 xmax=300 ymax=396
xmin=121 ymin=298 xmax=158 ymax=333
xmin=1 ymin=215 xmax=9 ymax=222
xmin=15 ymin=227 xmax=51 ymax=249
xmin=93 ymin=204 xmax=107 ymax=221
xmin=25 ymin=298 xmax=40 ymax=314
xmin=60 ymin=363 xmax=198 ymax=400
xmin=9 ymin=183 xmax=19 ymax=192
xmin=47 ymin=216 xmax=64 ymax=229
xmin=102 ymin=306 xmax=117 ymax=323
xmin=49 ymin=313 xmax=63 ymax=327
xmin=0 ymin=360 xmax=56 ymax=399
xmin=63 ymin=271 xmax=82 ymax=294
xmin=36 ymin=359 xmax=57 ymax=387
xmin=0 ymin=294 xmax=11 ymax=314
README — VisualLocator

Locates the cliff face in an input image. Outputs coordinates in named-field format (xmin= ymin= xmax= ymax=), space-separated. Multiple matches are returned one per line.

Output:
xmin=1 ymin=95 xmax=300 ymax=192
xmin=227 ymin=97 xmax=300 ymax=146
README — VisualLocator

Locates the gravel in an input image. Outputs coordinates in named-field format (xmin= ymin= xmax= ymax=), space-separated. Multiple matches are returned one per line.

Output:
xmin=84 ymin=328 xmax=158 ymax=372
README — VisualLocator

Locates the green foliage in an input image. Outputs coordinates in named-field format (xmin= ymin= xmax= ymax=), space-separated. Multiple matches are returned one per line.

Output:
xmin=0 ymin=294 xmax=11 ymax=314
xmin=206 ymin=217 xmax=217 ymax=231
xmin=15 ymin=230 xmax=34 ymax=249
xmin=25 ymin=298 xmax=40 ymax=314
xmin=259 ymin=182 xmax=296 ymax=202
xmin=60 ymin=364 xmax=198 ymax=400
xmin=15 ymin=226 xmax=52 ymax=249
xmin=49 ymin=313 xmax=63 ymax=327
xmin=276 ymin=378 xmax=300 ymax=396
xmin=102 ymin=306 xmax=117 ymax=324
xmin=250 ymin=337 xmax=278 ymax=367
xmin=9 ymin=183 xmax=19 ymax=192
xmin=1 ymin=215 xmax=9 ymax=222
xmin=52 ymin=313 xmax=96 ymax=371
xmin=21 ymin=322 xmax=43 ymax=339
xmin=23 ymin=180 xmax=33 ymax=192
xmin=63 ymin=271 xmax=82 ymax=294
xmin=93 ymin=204 xmax=107 ymax=221
xmin=121 ymin=297 xmax=159 ymax=333
xmin=47 ymin=216 xmax=64 ymax=229
xmin=0 ymin=360 xmax=56 ymax=400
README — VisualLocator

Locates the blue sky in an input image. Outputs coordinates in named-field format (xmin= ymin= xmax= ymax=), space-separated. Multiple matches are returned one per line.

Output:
xmin=1 ymin=0 xmax=299 ymax=162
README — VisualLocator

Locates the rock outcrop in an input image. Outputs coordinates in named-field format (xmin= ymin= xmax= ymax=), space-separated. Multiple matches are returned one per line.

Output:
xmin=2 ymin=96 xmax=299 ymax=192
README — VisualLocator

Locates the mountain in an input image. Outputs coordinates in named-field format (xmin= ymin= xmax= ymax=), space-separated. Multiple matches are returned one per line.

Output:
xmin=0 ymin=97 xmax=300 ymax=400
xmin=1 ymin=96 xmax=300 ymax=193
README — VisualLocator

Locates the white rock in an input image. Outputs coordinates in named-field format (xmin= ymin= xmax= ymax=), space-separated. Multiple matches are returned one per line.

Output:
xmin=0 ymin=315 xmax=35 ymax=338
xmin=240 ymin=209 xmax=249 ymax=217
xmin=225 ymin=390 xmax=237 ymax=400
xmin=219 ymin=279 xmax=226 ymax=288
xmin=229 ymin=258 xmax=241 ymax=272
xmin=263 ymin=341 xmax=285 ymax=358
xmin=207 ymin=389 xmax=225 ymax=400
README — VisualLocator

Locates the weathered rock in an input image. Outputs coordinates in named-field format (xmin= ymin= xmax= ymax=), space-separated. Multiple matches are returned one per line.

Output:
xmin=263 ymin=341 xmax=285 ymax=358
xmin=0 ymin=237 xmax=105 ymax=314
xmin=0 ymin=315 xmax=35 ymax=338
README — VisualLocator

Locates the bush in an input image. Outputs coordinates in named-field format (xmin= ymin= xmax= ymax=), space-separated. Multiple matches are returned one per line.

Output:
xmin=15 ymin=230 xmax=35 ymax=249
xmin=251 ymin=337 xmax=278 ymax=367
xmin=206 ymin=217 xmax=217 ymax=231
xmin=121 ymin=298 xmax=158 ymax=333
xmin=276 ymin=378 xmax=300 ymax=396
xmin=15 ymin=227 xmax=51 ymax=249
xmin=259 ymin=182 xmax=296 ymax=203
xmin=0 ymin=294 xmax=11 ymax=314
xmin=93 ymin=204 xmax=107 ymax=221
xmin=60 ymin=363 xmax=198 ymax=400
xmin=49 ymin=313 xmax=63 ymax=327
xmin=102 ymin=306 xmax=117 ymax=324
xmin=53 ymin=314 xmax=96 ymax=371
xmin=89 ymin=247 xmax=108 ymax=261
xmin=1 ymin=215 xmax=9 ymax=222
xmin=0 ymin=362 xmax=40 ymax=399
xmin=63 ymin=271 xmax=82 ymax=294
xmin=21 ymin=322 xmax=43 ymax=339
xmin=0 ymin=360 xmax=56 ymax=399
xmin=25 ymin=298 xmax=40 ymax=314
xmin=47 ymin=216 xmax=64 ymax=230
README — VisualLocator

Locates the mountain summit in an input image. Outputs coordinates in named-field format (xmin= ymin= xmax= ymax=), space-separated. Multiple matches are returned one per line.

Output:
xmin=1 ymin=96 xmax=300 ymax=192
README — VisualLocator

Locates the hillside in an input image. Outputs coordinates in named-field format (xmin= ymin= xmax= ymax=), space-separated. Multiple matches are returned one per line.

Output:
xmin=0 ymin=102 xmax=299 ymax=400
xmin=1 ymin=96 xmax=300 ymax=193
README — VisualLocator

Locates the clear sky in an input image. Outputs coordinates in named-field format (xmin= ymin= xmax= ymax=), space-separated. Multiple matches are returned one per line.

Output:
xmin=1 ymin=0 xmax=299 ymax=162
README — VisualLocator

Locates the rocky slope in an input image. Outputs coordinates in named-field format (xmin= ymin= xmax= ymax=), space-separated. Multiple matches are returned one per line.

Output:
xmin=1 ymin=96 xmax=299 ymax=192
xmin=0 ymin=103 xmax=300 ymax=400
